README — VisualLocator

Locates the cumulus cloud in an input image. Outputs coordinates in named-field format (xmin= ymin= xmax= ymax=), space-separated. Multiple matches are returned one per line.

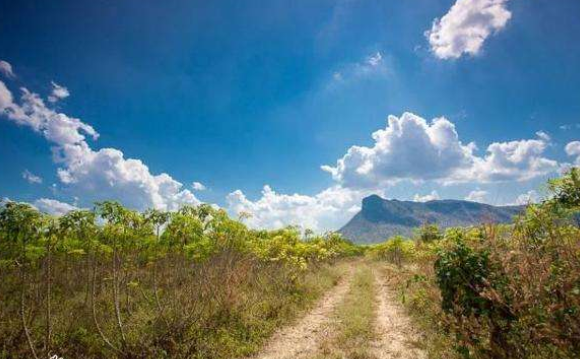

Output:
xmin=413 ymin=190 xmax=440 ymax=202
xmin=54 ymin=143 xmax=201 ymax=210
xmin=22 ymin=170 xmax=43 ymax=184
xmin=1 ymin=87 xmax=99 ymax=145
xmin=460 ymin=135 xmax=558 ymax=183
xmin=426 ymin=0 xmax=512 ymax=59
xmin=227 ymin=185 xmax=365 ymax=232
xmin=565 ymin=141 xmax=580 ymax=165
xmin=465 ymin=189 xmax=488 ymax=203
xmin=48 ymin=82 xmax=70 ymax=103
xmin=0 ymin=77 xmax=201 ymax=211
xmin=33 ymin=198 xmax=78 ymax=216
xmin=322 ymin=112 xmax=476 ymax=186
xmin=0 ymin=60 xmax=15 ymax=78
xmin=192 ymin=181 xmax=207 ymax=191
xmin=323 ymin=112 xmax=558 ymax=188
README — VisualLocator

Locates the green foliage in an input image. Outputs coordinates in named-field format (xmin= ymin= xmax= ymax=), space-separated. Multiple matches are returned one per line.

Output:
xmin=548 ymin=167 xmax=580 ymax=210
xmin=434 ymin=230 xmax=494 ymax=316
xmin=416 ymin=223 xmax=443 ymax=243
xmin=367 ymin=235 xmax=416 ymax=266
xmin=0 ymin=201 xmax=44 ymax=263
xmin=0 ymin=197 xmax=358 ymax=358
xmin=431 ymin=169 xmax=580 ymax=358
xmin=370 ymin=170 xmax=580 ymax=359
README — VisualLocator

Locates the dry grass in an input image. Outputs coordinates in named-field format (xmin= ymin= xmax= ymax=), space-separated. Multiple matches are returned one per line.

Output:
xmin=0 ymin=253 xmax=344 ymax=359
xmin=377 ymin=259 xmax=458 ymax=359
xmin=314 ymin=262 xmax=378 ymax=359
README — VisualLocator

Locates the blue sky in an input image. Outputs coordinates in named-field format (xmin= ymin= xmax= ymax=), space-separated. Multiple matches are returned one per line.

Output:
xmin=1 ymin=0 xmax=579 ymax=230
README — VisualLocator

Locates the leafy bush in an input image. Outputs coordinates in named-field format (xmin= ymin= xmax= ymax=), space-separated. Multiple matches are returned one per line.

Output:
xmin=433 ymin=168 xmax=580 ymax=358
xmin=416 ymin=223 xmax=443 ymax=243
xmin=435 ymin=231 xmax=494 ymax=316
xmin=368 ymin=235 xmax=416 ymax=266
xmin=0 ymin=199 xmax=357 ymax=358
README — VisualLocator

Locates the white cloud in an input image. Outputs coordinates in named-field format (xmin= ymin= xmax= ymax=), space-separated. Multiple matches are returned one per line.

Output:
xmin=2 ymin=87 xmax=99 ymax=145
xmin=48 ymin=82 xmax=70 ymax=103
xmin=366 ymin=52 xmax=383 ymax=67
xmin=22 ymin=170 xmax=43 ymax=184
xmin=322 ymin=112 xmax=476 ymax=186
xmin=0 ymin=81 xmax=13 ymax=111
xmin=192 ymin=181 xmax=207 ymax=191
xmin=0 ymin=62 xmax=569 ymax=232
xmin=227 ymin=185 xmax=365 ymax=232
xmin=323 ymin=112 xmax=558 ymax=188
xmin=565 ymin=141 xmax=580 ymax=166
xmin=0 ymin=60 xmax=15 ymax=78
xmin=515 ymin=190 xmax=540 ymax=205
xmin=559 ymin=124 xmax=580 ymax=131
xmin=330 ymin=51 xmax=388 ymax=86
xmin=33 ymin=198 xmax=77 ymax=216
xmin=54 ymin=143 xmax=201 ymax=211
xmin=535 ymin=131 xmax=550 ymax=142
xmin=426 ymin=0 xmax=512 ymax=59
xmin=413 ymin=190 xmax=440 ymax=202
xmin=0 ymin=78 xmax=201 ymax=211
xmin=465 ymin=189 xmax=488 ymax=202
xmin=460 ymin=136 xmax=558 ymax=182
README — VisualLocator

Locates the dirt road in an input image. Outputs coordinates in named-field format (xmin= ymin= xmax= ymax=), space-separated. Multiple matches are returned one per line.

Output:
xmin=253 ymin=266 xmax=355 ymax=359
xmin=252 ymin=262 xmax=427 ymax=359
xmin=370 ymin=269 xmax=427 ymax=359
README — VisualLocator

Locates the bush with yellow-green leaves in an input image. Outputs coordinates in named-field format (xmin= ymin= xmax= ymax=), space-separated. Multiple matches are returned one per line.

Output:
xmin=0 ymin=200 xmax=358 ymax=359
xmin=367 ymin=235 xmax=417 ymax=266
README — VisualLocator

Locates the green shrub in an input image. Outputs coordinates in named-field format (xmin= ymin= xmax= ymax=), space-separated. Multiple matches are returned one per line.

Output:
xmin=435 ymin=231 xmax=494 ymax=316
xmin=367 ymin=235 xmax=416 ymax=266
xmin=0 ymin=198 xmax=356 ymax=358
xmin=433 ymin=169 xmax=580 ymax=358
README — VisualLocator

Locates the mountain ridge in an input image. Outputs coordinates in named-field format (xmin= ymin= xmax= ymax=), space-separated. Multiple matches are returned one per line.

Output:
xmin=339 ymin=195 xmax=524 ymax=244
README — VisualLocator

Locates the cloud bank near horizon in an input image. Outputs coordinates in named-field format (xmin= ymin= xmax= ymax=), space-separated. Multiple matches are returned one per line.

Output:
xmin=0 ymin=59 xmax=575 ymax=230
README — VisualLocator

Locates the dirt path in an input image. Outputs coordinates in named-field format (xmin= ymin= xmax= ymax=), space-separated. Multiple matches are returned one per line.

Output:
xmin=252 ymin=266 xmax=355 ymax=359
xmin=370 ymin=267 xmax=427 ymax=359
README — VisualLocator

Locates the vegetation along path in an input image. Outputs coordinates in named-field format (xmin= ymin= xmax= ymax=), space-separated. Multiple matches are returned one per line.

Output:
xmin=252 ymin=261 xmax=427 ymax=359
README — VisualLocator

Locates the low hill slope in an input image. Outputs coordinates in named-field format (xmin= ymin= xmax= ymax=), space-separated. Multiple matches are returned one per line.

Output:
xmin=339 ymin=195 xmax=524 ymax=243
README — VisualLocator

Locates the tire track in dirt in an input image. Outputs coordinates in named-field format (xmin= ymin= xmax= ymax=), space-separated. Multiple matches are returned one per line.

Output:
xmin=370 ymin=267 xmax=427 ymax=359
xmin=252 ymin=265 xmax=355 ymax=359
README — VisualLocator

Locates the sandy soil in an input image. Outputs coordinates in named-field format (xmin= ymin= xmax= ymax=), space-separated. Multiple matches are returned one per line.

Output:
xmin=370 ymin=269 xmax=427 ymax=359
xmin=252 ymin=266 xmax=354 ymax=359
xmin=252 ymin=263 xmax=428 ymax=359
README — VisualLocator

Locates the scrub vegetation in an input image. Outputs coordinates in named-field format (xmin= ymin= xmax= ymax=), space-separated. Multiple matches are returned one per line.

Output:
xmin=1 ymin=168 xmax=579 ymax=359
xmin=0 ymin=202 xmax=358 ymax=359
xmin=369 ymin=168 xmax=580 ymax=359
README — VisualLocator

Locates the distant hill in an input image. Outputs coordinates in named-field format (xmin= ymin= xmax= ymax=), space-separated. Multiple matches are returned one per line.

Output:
xmin=339 ymin=195 xmax=524 ymax=244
